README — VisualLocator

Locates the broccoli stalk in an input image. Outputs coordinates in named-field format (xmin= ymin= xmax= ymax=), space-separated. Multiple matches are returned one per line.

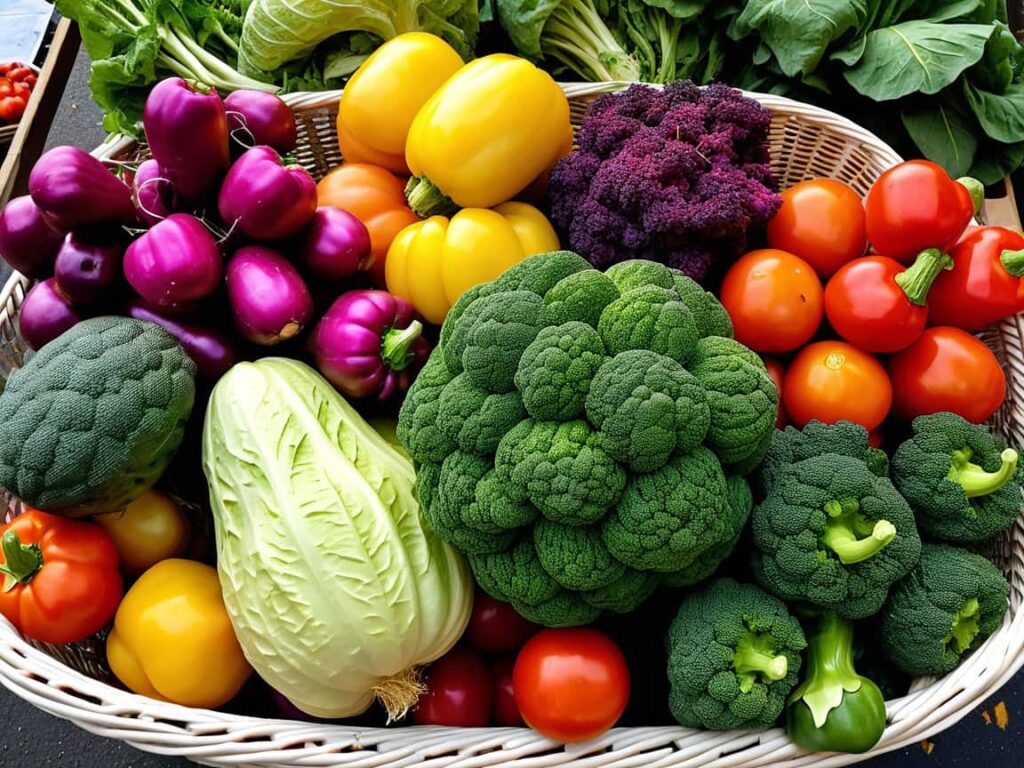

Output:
xmin=733 ymin=631 xmax=789 ymax=693
xmin=820 ymin=498 xmax=896 ymax=565
xmin=944 ymin=597 xmax=981 ymax=654
xmin=539 ymin=0 xmax=642 ymax=82
xmin=786 ymin=612 xmax=887 ymax=754
xmin=947 ymin=447 xmax=1019 ymax=498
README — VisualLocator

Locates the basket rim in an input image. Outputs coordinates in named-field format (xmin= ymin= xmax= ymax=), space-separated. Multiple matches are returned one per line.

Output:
xmin=0 ymin=83 xmax=1022 ymax=768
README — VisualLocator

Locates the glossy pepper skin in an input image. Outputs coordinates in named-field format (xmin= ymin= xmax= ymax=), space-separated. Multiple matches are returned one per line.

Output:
xmin=107 ymin=558 xmax=251 ymax=708
xmin=0 ymin=509 xmax=123 ymax=645
xmin=404 ymin=54 xmax=573 ymax=217
xmin=28 ymin=146 xmax=136 ymax=230
xmin=338 ymin=33 xmax=464 ymax=174
xmin=218 ymin=146 xmax=318 ymax=241
xmin=928 ymin=226 xmax=1024 ymax=331
xmin=386 ymin=202 xmax=559 ymax=324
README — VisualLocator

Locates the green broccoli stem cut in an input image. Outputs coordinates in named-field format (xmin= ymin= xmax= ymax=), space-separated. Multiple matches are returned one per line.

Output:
xmin=381 ymin=321 xmax=423 ymax=371
xmin=947 ymin=447 xmax=1019 ymax=498
xmin=541 ymin=0 xmax=642 ymax=82
xmin=405 ymin=176 xmax=458 ymax=218
xmin=733 ymin=631 xmax=788 ymax=693
xmin=1000 ymin=248 xmax=1024 ymax=277
xmin=0 ymin=531 xmax=43 ymax=587
xmin=820 ymin=499 xmax=896 ymax=565
xmin=957 ymin=177 xmax=985 ymax=217
xmin=943 ymin=597 xmax=981 ymax=654
xmin=893 ymin=248 xmax=954 ymax=306
xmin=788 ymin=612 xmax=862 ymax=728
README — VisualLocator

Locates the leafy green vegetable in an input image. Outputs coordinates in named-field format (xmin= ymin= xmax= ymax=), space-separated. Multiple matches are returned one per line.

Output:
xmin=901 ymin=95 xmax=979 ymax=178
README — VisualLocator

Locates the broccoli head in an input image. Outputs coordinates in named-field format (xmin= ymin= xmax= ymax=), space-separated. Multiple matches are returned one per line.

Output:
xmin=437 ymin=374 xmax=527 ymax=456
xmin=461 ymin=290 xmax=543 ymax=393
xmin=512 ymin=589 xmax=603 ymax=628
xmin=433 ymin=451 xmax=519 ymax=554
xmin=598 ymin=285 xmax=700 ymax=364
xmin=467 ymin=537 xmax=561 ymax=607
xmin=540 ymin=269 xmax=620 ymax=327
xmin=585 ymin=350 xmax=710 ymax=473
xmin=666 ymin=578 xmax=806 ymax=731
xmin=534 ymin=518 xmax=626 ymax=591
xmin=515 ymin=322 xmax=607 ymax=421
xmin=891 ymin=413 xmax=1022 ymax=544
xmin=751 ymin=453 xmax=922 ymax=619
xmin=881 ymin=543 xmax=1009 ymax=676
xmin=494 ymin=249 xmax=593 ymax=295
xmin=396 ymin=354 xmax=457 ymax=465
xmin=669 ymin=270 xmax=735 ymax=339
xmin=581 ymin=567 xmax=661 ymax=613
xmin=606 ymin=260 xmax=676 ymax=293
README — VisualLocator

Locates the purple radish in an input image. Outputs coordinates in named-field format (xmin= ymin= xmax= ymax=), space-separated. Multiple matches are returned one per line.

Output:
xmin=0 ymin=195 xmax=65 ymax=278
xmin=53 ymin=230 xmax=124 ymax=305
xmin=133 ymin=159 xmax=177 ymax=226
xmin=226 ymin=246 xmax=313 ymax=345
xmin=218 ymin=146 xmax=317 ymax=241
xmin=28 ymin=146 xmax=136 ymax=230
xmin=301 ymin=207 xmax=371 ymax=282
xmin=123 ymin=213 xmax=222 ymax=308
xmin=18 ymin=279 xmax=84 ymax=350
xmin=128 ymin=301 xmax=238 ymax=379
xmin=224 ymin=91 xmax=297 ymax=154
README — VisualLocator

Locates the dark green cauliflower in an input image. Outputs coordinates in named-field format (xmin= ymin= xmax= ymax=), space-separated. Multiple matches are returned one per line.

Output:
xmin=398 ymin=253 xmax=776 ymax=626
xmin=881 ymin=543 xmax=1009 ymax=676
xmin=891 ymin=413 xmax=1022 ymax=543
xmin=751 ymin=453 xmax=922 ymax=619
xmin=666 ymin=578 xmax=806 ymax=731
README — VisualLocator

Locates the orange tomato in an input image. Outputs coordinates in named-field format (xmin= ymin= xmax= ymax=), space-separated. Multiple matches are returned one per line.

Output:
xmin=783 ymin=341 xmax=892 ymax=430
xmin=316 ymin=163 xmax=420 ymax=286
xmin=763 ymin=357 xmax=788 ymax=428
xmin=767 ymin=179 xmax=867 ymax=277
xmin=720 ymin=249 xmax=824 ymax=353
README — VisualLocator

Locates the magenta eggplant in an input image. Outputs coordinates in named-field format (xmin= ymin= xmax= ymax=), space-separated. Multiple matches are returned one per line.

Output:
xmin=301 ymin=207 xmax=371 ymax=282
xmin=310 ymin=290 xmax=430 ymax=401
xmin=0 ymin=195 xmax=65 ymax=278
xmin=28 ymin=146 xmax=135 ymax=230
xmin=123 ymin=214 xmax=222 ymax=308
xmin=224 ymin=91 xmax=297 ymax=154
xmin=143 ymin=78 xmax=230 ymax=204
xmin=53 ymin=231 xmax=124 ymax=305
xmin=133 ymin=159 xmax=177 ymax=226
xmin=226 ymin=246 xmax=313 ymax=345
xmin=127 ymin=302 xmax=238 ymax=379
xmin=18 ymin=279 xmax=84 ymax=350
xmin=218 ymin=146 xmax=317 ymax=241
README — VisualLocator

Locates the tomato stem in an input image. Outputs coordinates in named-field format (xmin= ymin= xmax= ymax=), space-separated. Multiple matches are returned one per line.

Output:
xmin=957 ymin=177 xmax=985 ymax=217
xmin=0 ymin=531 xmax=43 ymax=590
xmin=893 ymin=248 xmax=953 ymax=306
xmin=1000 ymin=249 xmax=1024 ymax=278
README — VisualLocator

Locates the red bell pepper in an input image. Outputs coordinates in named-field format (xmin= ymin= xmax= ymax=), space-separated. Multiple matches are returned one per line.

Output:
xmin=927 ymin=226 xmax=1024 ymax=331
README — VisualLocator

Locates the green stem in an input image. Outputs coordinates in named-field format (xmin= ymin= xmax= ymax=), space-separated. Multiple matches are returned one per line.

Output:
xmin=789 ymin=612 xmax=863 ymax=729
xmin=893 ymin=248 xmax=953 ymax=306
xmin=821 ymin=498 xmax=896 ymax=565
xmin=381 ymin=321 xmax=423 ymax=371
xmin=947 ymin=447 xmax=1018 ymax=498
xmin=943 ymin=598 xmax=981 ymax=654
xmin=1000 ymin=249 xmax=1024 ymax=278
xmin=405 ymin=177 xmax=458 ymax=218
xmin=0 ymin=531 xmax=43 ymax=590
xmin=733 ymin=638 xmax=788 ymax=693
xmin=957 ymin=177 xmax=985 ymax=217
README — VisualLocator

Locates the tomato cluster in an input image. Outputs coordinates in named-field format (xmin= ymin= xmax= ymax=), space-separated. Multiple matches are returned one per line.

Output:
xmin=0 ymin=62 xmax=36 ymax=125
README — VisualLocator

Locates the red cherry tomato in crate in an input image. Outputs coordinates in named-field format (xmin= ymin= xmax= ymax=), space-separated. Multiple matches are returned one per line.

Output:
xmin=467 ymin=591 xmax=536 ymax=653
xmin=763 ymin=357 xmax=788 ymax=428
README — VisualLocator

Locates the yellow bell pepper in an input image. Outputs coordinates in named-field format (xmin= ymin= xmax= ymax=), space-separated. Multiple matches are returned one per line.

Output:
xmin=107 ymin=559 xmax=251 ymax=708
xmin=405 ymin=54 xmax=573 ymax=217
xmin=386 ymin=202 xmax=559 ymax=325
xmin=337 ymin=33 xmax=464 ymax=174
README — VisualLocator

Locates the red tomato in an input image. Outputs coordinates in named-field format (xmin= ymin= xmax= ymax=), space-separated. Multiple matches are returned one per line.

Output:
xmin=868 ymin=429 xmax=884 ymax=449
xmin=720 ymin=249 xmax=824 ymax=353
xmin=763 ymin=357 xmax=788 ymax=428
xmin=513 ymin=628 xmax=629 ymax=743
xmin=493 ymin=657 xmax=524 ymax=726
xmin=413 ymin=646 xmax=494 ymax=727
xmin=783 ymin=341 xmax=892 ymax=430
xmin=467 ymin=592 xmax=536 ymax=653
xmin=887 ymin=327 xmax=1006 ymax=423
xmin=767 ymin=179 xmax=867 ymax=277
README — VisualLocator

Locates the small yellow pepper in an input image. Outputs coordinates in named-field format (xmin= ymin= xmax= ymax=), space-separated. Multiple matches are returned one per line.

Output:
xmin=405 ymin=54 xmax=573 ymax=217
xmin=386 ymin=202 xmax=560 ymax=324
xmin=337 ymin=33 xmax=464 ymax=174
xmin=107 ymin=559 xmax=251 ymax=708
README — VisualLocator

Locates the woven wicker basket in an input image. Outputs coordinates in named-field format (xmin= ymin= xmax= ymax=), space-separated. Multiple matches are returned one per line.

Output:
xmin=0 ymin=82 xmax=1022 ymax=768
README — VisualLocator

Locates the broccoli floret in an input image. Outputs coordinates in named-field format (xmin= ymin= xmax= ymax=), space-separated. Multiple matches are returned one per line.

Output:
xmin=462 ymin=291 xmax=544 ymax=393
xmin=891 ymin=413 xmax=1023 ymax=543
xmin=669 ymin=270 xmax=734 ymax=339
xmin=540 ymin=269 xmax=620 ymax=327
xmin=533 ymin=518 xmax=626 ymax=591
xmin=881 ymin=543 xmax=1009 ymax=676
xmin=437 ymin=374 xmax=527 ymax=456
xmin=597 ymin=286 xmax=700 ymax=365
xmin=585 ymin=349 xmax=710 ymax=473
xmin=441 ymin=287 xmax=493 ymax=375
xmin=515 ymin=322 xmax=607 ymax=421
xmin=468 ymin=537 xmax=560 ymax=606
xmin=606 ymin=260 xmax=675 ymax=293
xmin=397 ymin=354 xmax=457 ymax=464
xmin=689 ymin=336 xmax=777 ymax=470
xmin=495 ymin=418 xmax=626 ymax=525
xmin=666 ymin=578 xmax=806 ymax=731
xmin=752 ymin=453 xmax=922 ymax=619
xmin=512 ymin=589 xmax=603 ymax=628
xmin=581 ymin=567 xmax=661 ymax=613
xmin=664 ymin=475 xmax=752 ymax=589
xmin=434 ymin=451 xmax=519 ymax=554
xmin=415 ymin=462 xmax=442 ymax=518
xmin=464 ymin=470 xmax=538 ymax=533
xmin=494 ymin=250 xmax=593 ymax=296
xmin=603 ymin=446 xmax=729 ymax=571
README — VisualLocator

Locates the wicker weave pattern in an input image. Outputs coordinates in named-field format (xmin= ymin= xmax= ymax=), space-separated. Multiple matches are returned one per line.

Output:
xmin=0 ymin=83 xmax=1021 ymax=768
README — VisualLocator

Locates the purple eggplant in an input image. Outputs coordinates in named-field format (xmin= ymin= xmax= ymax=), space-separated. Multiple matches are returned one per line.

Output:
xmin=0 ymin=195 xmax=65 ymax=277
xmin=123 ymin=214 xmax=222 ymax=308
xmin=301 ymin=207 xmax=371 ymax=283
xmin=127 ymin=301 xmax=238 ymax=379
xmin=53 ymin=230 xmax=125 ymax=305
xmin=133 ymin=159 xmax=178 ymax=226
xmin=224 ymin=91 xmax=297 ymax=154
xmin=28 ymin=146 xmax=135 ymax=230
xmin=310 ymin=290 xmax=430 ymax=401
xmin=18 ymin=279 xmax=84 ymax=350
xmin=218 ymin=146 xmax=317 ymax=241
xmin=143 ymin=77 xmax=230 ymax=204
xmin=226 ymin=246 xmax=313 ymax=345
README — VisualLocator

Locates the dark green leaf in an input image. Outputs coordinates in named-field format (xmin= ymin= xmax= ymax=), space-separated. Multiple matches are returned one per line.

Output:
xmin=970 ymin=138 xmax=1024 ymax=184
xmin=970 ymin=21 xmax=1021 ymax=93
xmin=901 ymin=98 xmax=979 ymax=177
xmin=924 ymin=0 xmax=984 ymax=22
xmin=965 ymin=81 xmax=1024 ymax=144
xmin=831 ymin=35 xmax=866 ymax=65
xmin=496 ymin=0 xmax=567 ymax=58
xmin=640 ymin=0 xmax=711 ymax=20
